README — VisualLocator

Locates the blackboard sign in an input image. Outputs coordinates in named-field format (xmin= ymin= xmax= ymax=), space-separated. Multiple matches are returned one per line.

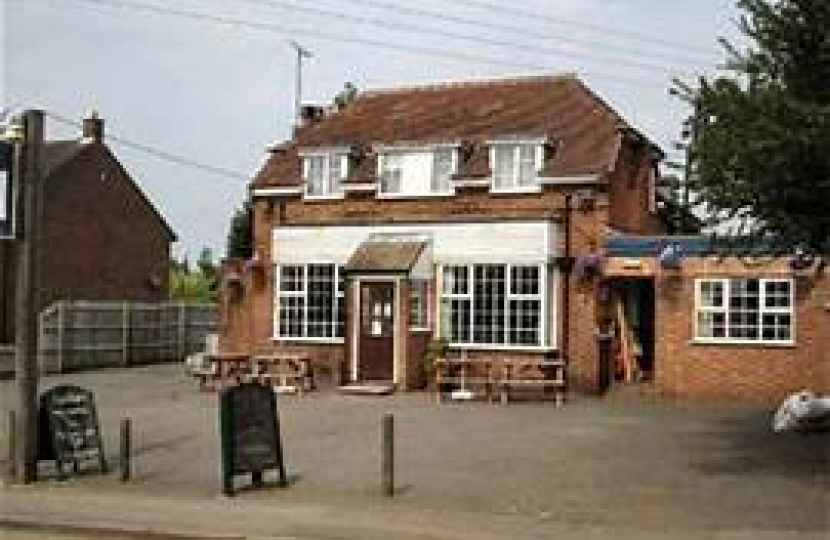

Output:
xmin=38 ymin=385 xmax=107 ymax=479
xmin=0 ymin=141 xmax=13 ymax=239
xmin=219 ymin=382 xmax=287 ymax=495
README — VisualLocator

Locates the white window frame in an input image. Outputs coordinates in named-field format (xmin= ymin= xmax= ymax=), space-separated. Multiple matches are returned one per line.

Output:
xmin=693 ymin=277 xmax=795 ymax=345
xmin=377 ymin=151 xmax=404 ymax=195
xmin=274 ymin=263 xmax=345 ymax=342
xmin=301 ymin=152 xmax=347 ymax=199
xmin=409 ymin=280 xmax=430 ymax=331
xmin=429 ymin=148 xmax=457 ymax=195
xmin=440 ymin=263 xmax=546 ymax=348
xmin=376 ymin=146 xmax=458 ymax=197
xmin=489 ymin=141 xmax=543 ymax=193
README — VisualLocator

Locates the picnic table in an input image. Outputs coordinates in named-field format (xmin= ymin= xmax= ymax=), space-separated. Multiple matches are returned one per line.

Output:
xmin=207 ymin=352 xmax=253 ymax=384
xmin=252 ymin=353 xmax=313 ymax=394
xmin=435 ymin=355 xmax=566 ymax=406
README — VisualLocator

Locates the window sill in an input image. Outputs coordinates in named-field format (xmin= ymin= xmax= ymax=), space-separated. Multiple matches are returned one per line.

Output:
xmin=271 ymin=336 xmax=345 ymax=344
xmin=410 ymin=327 xmax=431 ymax=333
xmin=376 ymin=192 xmax=455 ymax=199
xmin=304 ymin=194 xmax=345 ymax=202
xmin=447 ymin=343 xmax=556 ymax=352
xmin=689 ymin=338 xmax=795 ymax=348
xmin=489 ymin=186 xmax=541 ymax=195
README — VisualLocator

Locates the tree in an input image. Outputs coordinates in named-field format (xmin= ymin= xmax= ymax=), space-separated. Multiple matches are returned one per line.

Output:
xmin=226 ymin=201 xmax=253 ymax=260
xmin=674 ymin=0 xmax=830 ymax=254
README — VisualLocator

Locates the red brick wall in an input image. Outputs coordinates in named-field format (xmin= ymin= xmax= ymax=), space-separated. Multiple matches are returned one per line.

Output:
xmin=607 ymin=139 xmax=662 ymax=234
xmin=654 ymin=258 xmax=829 ymax=401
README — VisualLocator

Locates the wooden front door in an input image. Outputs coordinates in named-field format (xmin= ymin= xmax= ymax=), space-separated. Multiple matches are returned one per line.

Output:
xmin=358 ymin=282 xmax=395 ymax=382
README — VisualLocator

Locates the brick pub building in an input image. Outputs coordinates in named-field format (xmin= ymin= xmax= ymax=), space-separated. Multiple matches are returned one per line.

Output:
xmin=221 ymin=74 xmax=828 ymax=400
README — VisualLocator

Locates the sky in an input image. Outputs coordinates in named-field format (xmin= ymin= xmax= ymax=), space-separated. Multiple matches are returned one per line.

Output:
xmin=1 ymin=0 xmax=745 ymax=259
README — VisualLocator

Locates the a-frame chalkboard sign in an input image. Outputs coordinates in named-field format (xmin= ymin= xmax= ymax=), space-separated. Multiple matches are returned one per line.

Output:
xmin=38 ymin=385 xmax=108 ymax=479
xmin=219 ymin=382 xmax=287 ymax=496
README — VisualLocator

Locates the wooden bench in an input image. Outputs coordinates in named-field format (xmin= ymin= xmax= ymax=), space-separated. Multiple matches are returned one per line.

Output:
xmin=497 ymin=358 xmax=566 ymax=406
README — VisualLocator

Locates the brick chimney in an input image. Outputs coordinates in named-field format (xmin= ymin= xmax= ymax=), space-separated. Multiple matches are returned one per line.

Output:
xmin=82 ymin=111 xmax=104 ymax=143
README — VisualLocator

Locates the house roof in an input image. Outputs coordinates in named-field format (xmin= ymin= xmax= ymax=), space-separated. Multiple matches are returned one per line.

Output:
xmin=345 ymin=238 xmax=427 ymax=274
xmin=253 ymin=74 xmax=656 ymax=189
xmin=42 ymin=141 xmax=86 ymax=178
xmin=38 ymin=139 xmax=177 ymax=241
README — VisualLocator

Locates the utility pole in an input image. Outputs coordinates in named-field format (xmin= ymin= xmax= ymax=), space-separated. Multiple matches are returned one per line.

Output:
xmin=15 ymin=109 xmax=43 ymax=483
xmin=289 ymin=40 xmax=313 ymax=127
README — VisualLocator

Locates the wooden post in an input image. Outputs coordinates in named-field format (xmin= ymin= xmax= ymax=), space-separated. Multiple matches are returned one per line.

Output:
xmin=119 ymin=417 xmax=131 ymax=482
xmin=121 ymin=302 xmax=130 ymax=367
xmin=14 ymin=110 xmax=43 ymax=484
xmin=6 ymin=410 xmax=16 ymax=481
xmin=381 ymin=413 xmax=394 ymax=497
xmin=178 ymin=302 xmax=187 ymax=360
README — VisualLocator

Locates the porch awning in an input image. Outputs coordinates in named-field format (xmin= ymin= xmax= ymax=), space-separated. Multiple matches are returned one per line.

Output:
xmin=345 ymin=234 xmax=429 ymax=274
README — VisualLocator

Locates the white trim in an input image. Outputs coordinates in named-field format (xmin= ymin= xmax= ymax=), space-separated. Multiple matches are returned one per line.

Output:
xmin=377 ymin=191 xmax=454 ymax=199
xmin=485 ymin=137 xmax=548 ymax=146
xmin=538 ymin=174 xmax=603 ymax=185
xmin=342 ymin=183 xmax=377 ymax=192
xmin=297 ymin=145 xmax=352 ymax=156
xmin=352 ymin=275 xmax=403 ymax=384
xmin=489 ymin=185 xmax=542 ymax=195
xmin=452 ymin=178 xmax=489 ymax=188
xmin=373 ymin=141 xmax=462 ymax=153
xmin=304 ymin=193 xmax=345 ymax=201
xmin=271 ymin=336 xmax=345 ymax=344
xmin=693 ymin=277 xmax=796 ymax=345
xmin=251 ymin=186 xmax=302 ymax=197
xmin=448 ymin=343 xmax=557 ymax=353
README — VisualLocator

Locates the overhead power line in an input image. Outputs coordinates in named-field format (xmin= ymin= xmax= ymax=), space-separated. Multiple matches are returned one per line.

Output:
xmin=452 ymin=0 xmax=719 ymax=57
xmin=312 ymin=0 xmax=714 ymax=66
xmin=44 ymin=110 xmax=251 ymax=182
xmin=236 ymin=0 xmax=703 ymax=76
xmin=35 ymin=0 xmax=672 ymax=88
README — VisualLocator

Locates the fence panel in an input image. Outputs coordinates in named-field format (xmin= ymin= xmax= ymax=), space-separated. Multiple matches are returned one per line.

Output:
xmin=38 ymin=301 xmax=218 ymax=374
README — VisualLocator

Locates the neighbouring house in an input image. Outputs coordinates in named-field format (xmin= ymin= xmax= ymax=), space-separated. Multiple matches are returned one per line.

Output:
xmin=221 ymin=74 xmax=663 ymax=393
xmin=0 ymin=113 xmax=176 ymax=345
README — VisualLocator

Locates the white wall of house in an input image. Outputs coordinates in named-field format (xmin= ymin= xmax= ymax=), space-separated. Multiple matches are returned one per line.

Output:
xmin=272 ymin=220 xmax=559 ymax=265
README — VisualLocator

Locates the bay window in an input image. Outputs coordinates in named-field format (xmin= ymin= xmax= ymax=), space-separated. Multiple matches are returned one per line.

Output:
xmin=276 ymin=264 xmax=345 ymax=339
xmin=695 ymin=278 xmax=794 ymax=344
xmin=441 ymin=264 xmax=544 ymax=346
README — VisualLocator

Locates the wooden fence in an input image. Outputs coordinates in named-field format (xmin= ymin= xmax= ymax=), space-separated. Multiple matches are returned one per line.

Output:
xmin=38 ymin=301 xmax=218 ymax=374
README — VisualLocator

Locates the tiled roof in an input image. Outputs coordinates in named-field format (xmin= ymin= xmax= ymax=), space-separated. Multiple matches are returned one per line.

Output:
xmin=252 ymin=74 xmax=648 ymax=189
xmin=41 ymin=140 xmax=86 ymax=177
xmin=345 ymin=239 xmax=427 ymax=273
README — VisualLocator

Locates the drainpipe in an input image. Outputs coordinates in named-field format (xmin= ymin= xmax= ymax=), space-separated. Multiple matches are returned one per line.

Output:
xmin=561 ymin=194 xmax=573 ymax=391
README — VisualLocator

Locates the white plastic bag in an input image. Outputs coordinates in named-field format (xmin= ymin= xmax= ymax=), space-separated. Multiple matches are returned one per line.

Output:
xmin=773 ymin=390 xmax=830 ymax=432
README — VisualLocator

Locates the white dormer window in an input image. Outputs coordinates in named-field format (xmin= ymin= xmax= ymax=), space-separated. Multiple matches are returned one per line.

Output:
xmin=378 ymin=151 xmax=403 ymax=193
xmin=490 ymin=142 xmax=542 ymax=191
xmin=377 ymin=146 xmax=457 ymax=196
xmin=303 ymin=152 xmax=347 ymax=198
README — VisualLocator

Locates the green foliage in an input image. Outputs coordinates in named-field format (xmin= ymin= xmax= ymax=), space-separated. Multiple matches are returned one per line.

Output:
xmin=170 ymin=248 xmax=218 ymax=302
xmin=333 ymin=82 xmax=359 ymax=111
xmin=675 ymin=0 xmax=830 ymax=253
xmin=226 ymin=201 xmax=253 ymax=260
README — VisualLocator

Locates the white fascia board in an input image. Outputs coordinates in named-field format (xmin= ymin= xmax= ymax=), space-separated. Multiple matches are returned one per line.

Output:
xmin=297 ymin=145 xmax=352 ymax=156
xmin=251 ymin=186 xmax=303 ymax=197
xmin=485 ymin=136 xmax=548 ymax=146
xmin=373 ymin=140 xmax=462 ymax=153
xmin=538 ymin=174 xmax=604 ymax=185
xmin=452 ymin=178 xmax=489 ymax=188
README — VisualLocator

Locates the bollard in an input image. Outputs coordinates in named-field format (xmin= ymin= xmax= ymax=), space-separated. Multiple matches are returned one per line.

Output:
xmin=7 ymin=410 xmax=16 ymax=481
xmin=119 ymin=418 xmax=131 ymax=482
xmin=381 ymin=414 xmax=394 ymax=497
